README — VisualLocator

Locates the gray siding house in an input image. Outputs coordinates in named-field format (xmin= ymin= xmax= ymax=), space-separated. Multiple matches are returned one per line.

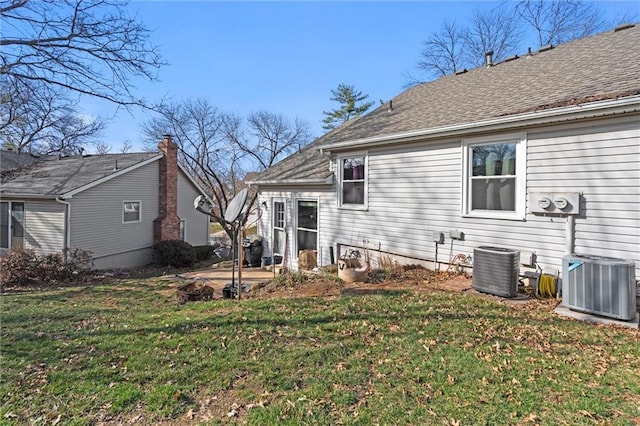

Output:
xmin=249 ymin=24 xmax=640 ymax=280
xmin=1 ymin=136 xmax=210 ymax=269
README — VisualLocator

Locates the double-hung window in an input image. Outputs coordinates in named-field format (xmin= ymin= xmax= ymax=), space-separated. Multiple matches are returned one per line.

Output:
xmin=462 ymin=134 xmax=526 ymax=219
xmin=339 ymin=154 xmax=367 ymax=208
xmin=123 ymin=201 xmax=141 ymax=223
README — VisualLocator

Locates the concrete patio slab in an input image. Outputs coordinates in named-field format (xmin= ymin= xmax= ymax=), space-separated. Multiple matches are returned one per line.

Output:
xmin=175 ymin=266 xmax=276 ymax=298
xmin=554 ymin=305 xmax=639 ymax=329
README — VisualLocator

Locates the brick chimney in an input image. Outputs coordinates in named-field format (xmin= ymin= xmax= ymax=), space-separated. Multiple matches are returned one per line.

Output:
xmin=153 ymin=135 xmax=181 ymax=243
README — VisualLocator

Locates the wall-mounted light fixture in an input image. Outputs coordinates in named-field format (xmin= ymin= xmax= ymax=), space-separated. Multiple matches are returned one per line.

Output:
xmin=261 ymin=201 xmax=267 ymax=210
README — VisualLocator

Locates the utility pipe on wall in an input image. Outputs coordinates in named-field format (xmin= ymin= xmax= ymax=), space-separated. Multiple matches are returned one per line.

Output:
xmin=566 ymin=215 xmax=575 ymax=255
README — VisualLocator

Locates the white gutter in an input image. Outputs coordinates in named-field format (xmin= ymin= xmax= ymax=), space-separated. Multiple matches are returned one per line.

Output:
xmin=0 ymin=193 xmax=58 ymax=199
xmin=247 ymin=175 xmax=334 ymax=186
xmin=320 ymin=96 xmax=640 ymax=151
xmin=55 ymin=197 xmax=71 ymax=262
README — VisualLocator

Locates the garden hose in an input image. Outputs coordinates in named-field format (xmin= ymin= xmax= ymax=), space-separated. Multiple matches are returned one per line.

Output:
xmin=539 ymin=274 xmax=556 ymax=297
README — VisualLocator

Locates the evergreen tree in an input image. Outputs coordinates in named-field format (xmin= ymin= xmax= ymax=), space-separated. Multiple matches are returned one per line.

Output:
xmin=322 ymin=84 xmax=374 ymax=130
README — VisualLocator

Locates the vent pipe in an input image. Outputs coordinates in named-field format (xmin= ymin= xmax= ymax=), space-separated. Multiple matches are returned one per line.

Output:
xmin=485 ymin=51 xmax=494 ymax=67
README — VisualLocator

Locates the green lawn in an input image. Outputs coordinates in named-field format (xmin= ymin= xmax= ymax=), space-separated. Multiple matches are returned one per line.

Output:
xmin=1 ymin=277 xmax=639 ymax=425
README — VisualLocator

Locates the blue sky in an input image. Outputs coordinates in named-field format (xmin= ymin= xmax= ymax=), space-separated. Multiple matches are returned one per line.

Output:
xmin=83 ymin=1 xmax=639 ymax=152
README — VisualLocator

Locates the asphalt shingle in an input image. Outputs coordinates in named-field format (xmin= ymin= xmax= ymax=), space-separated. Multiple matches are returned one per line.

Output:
xmin=254 ymin=24 xmax=640 ymax=184
xmin=1 ymin=152 xmax=160 ymax=197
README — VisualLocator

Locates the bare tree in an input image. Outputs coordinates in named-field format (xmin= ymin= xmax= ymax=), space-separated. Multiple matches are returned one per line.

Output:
xmin=142 ymin=99 xmax=246 ymax=239
xmin=1 ymin=0 xmax=164 ymax=154
xmin=1 ymin=0 xmax=164 ymax=106
xmin=94 ymin=141 xmax=111 ymax=155
xmin=409 ymin=1 xmax=630 ymax=85
xmin=243 ymin=111 xmax=312 ymax=169
xmin=416 ymin=21 xmax=467 ymax=80
xmin=142 ymin=100 xmax=312 ymax=239
xmin=463 ymin=7 xmax=522 ymax=67
xmin=514 ymin=0 xmax=606 ymax=47
xmin=120 ymin=140 xmax=133 ymax=153
xmin=0 ymin=76 xmax=104 ymax=154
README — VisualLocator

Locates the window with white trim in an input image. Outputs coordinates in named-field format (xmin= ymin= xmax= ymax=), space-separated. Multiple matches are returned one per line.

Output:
xmin=339 ymin=154 xmax=367 ymax=208
xmin=273 ymin=201 xmax=285 ymax=255
xmin=123 ymin=201 xmax=141 ymax=223
xmin=296 ymin=200 xmax=317 ymax=252
xmin=462 ymin=134 xmax=526 ymax=219
xmin=1 ymin=201 xmax=24 ymax=249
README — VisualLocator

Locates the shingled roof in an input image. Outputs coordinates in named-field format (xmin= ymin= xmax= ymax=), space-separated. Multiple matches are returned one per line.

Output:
xmin=253 ymin=24 xmax=640 ymax=185
xmin=1 ymin=152 xmax=161 ymax=198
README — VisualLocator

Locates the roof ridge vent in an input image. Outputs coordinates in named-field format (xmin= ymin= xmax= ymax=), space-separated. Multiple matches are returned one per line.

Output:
xmin=614 ymin=23 xmax=634 ymax=32
xmin=538 ymin=44 xmax=554 ymax=53
xmin=455 ymin=68 xmax=468 ymax=75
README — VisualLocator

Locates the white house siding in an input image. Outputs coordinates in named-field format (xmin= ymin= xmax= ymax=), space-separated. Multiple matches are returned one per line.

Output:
xmin=324 ymin=140 xmax=466 ymax=269
xmin=256 ymin=187 xmax=334 ymax=270
xmin=527 ymin=117 xmax=640 ymax=277
xmin=23 ymin=200 xmax=65 ymax=254
xmin=176 ymin=171 xmax=209 ymax=246
xmin=259 ymin=115 xmax=640 ymax=278
xmin=69 ymin=161 xmax=160 ymax=269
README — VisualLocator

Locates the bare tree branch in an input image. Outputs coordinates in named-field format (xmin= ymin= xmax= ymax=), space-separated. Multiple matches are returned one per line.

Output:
xmin=141 ymin=100 xmax=312 ymax=239
xmin=1 ymin=76 xmax=104 ymax=154
xmin=417 ymin=21 xmax=466 ymax=79
xmin=141 ymin=99 xmax=244 ymax=239
xmin=1 ymin=0 xmax=165 ymax=107
xmin=463 ymin=7 xmax=523 ymax=67
xmin=245 ymin=111 xmax=312 ymax=169
xmin=515 ymin=0 xmax=606 ymax=47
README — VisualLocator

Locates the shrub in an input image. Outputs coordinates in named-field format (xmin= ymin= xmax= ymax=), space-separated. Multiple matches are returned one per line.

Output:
xmin=152 ymin=240 xmax=196 ymax=267
xmin=0 ymin=247 xmax=93 ymax=289
xmin=192 ymin=245 xmax=215 ymax=262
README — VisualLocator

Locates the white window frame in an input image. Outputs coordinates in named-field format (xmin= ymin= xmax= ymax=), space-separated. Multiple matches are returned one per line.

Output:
xmin=272 ymin=199 xmax=286 ymax=255
xmin=461 ymin=133 xmax=527 ymax=220
xmin=295 ymin=198 xmax=318 ymax=258
xmin=337 ymin=152 xmax=368 ymax=210
xmin=1 ymin=201 xmax=25 ymax=250
xmin=122 ymin=200 xmax=141 ymax=223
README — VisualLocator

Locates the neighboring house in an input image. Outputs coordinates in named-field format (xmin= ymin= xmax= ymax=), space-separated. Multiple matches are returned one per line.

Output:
xmin=249 ymin=24 xmax=640 ymax=279
xmin=0 ymin=136 xmax=210 ymax=269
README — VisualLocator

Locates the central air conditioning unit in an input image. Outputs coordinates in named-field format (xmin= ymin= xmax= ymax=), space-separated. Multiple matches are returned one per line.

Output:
xmin=562 ymin=254 xmax=636 ymax=321
xmin=472 ymin=246 xmax=520 ymax=297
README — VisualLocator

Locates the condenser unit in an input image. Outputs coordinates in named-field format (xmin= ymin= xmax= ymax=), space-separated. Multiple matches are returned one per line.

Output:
xmin=472 ymin=247 xmax=520 ymax=298
xmin=562 ymin=254 xmax=636 ymax=321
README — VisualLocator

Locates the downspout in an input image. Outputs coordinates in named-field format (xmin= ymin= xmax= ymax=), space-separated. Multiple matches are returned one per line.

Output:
xmin=55 ymin=197 xmax=71 ymax=262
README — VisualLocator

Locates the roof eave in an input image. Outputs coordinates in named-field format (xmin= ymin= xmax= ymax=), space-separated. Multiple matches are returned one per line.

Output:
xmin=0 ymin=192 xmax=58 ymax=200
xmin=248 ymin=174 xmax=334 ymax=187
xmin=321 ymin=96 xmax=640 ymax=151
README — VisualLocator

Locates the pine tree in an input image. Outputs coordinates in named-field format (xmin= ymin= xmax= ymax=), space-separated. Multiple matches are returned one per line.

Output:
xmin=322 ymin=84 xmax=374 ymax=130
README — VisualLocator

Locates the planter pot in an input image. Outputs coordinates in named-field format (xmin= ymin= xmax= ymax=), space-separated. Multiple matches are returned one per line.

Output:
xmin=338 ymin=257 xmax=369 ymax=283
